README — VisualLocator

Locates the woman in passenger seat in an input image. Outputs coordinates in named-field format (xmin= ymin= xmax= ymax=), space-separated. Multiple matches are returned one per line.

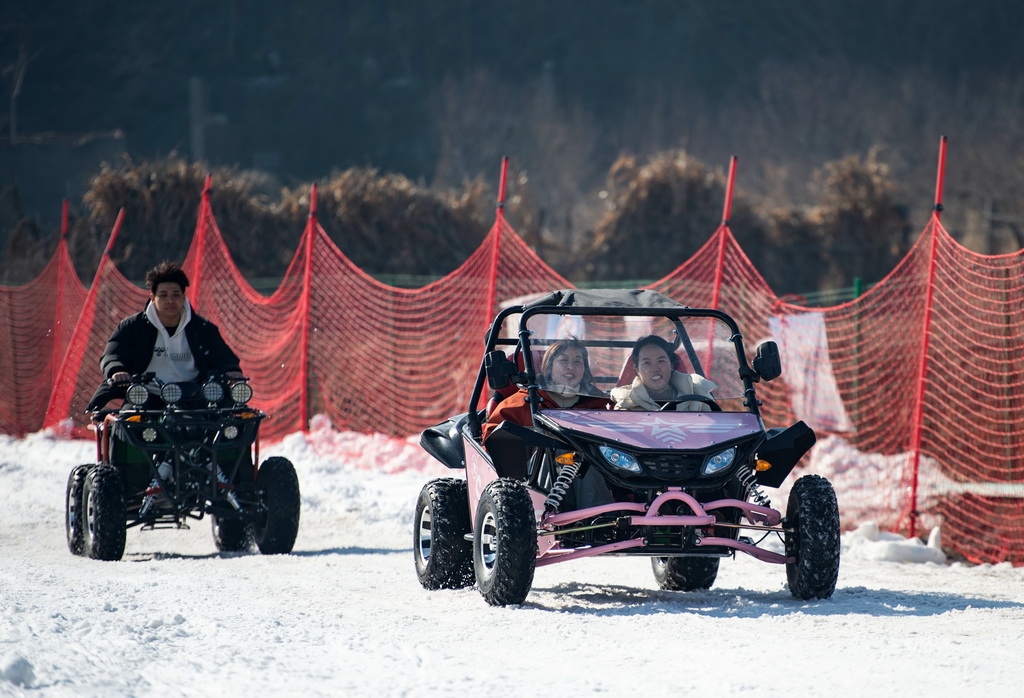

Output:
xmin=482 ymin=338 xmax=608 ymax=441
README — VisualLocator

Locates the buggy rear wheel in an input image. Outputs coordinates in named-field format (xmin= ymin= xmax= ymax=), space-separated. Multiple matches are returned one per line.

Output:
xmin=473 ymin=479 xmax=537 ymax=606
xmin=651 ymin=556 xmax=720 ymax=591
xmin=65 ymin=464 xmax=91 ymax=556
xmin=251 ymin=457 xmax=300 ymax=554
xmin=414 ymin=478 xmax=473 ymax=589
xmin=82 ymin=464 xmax=126 ymax=561
xmin=785 ymin=474 xmax=840 ymax=600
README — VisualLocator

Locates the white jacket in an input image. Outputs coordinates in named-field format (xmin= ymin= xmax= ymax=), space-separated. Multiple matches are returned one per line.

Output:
xmin=611 ymin=371 xmax=718 ymax=411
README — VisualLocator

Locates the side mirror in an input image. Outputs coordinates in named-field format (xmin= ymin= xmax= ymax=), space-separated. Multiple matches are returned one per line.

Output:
xmin=484 ymin=351 xmax=519 ymax=390
xmin=752 ymin=341 xmax=782 ymax=382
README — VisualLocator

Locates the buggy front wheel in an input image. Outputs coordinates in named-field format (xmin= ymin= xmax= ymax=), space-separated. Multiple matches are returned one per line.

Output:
xmin=784 ymin=474 xmax=840 ymax=600
xmin=473 ymin=479 xmax=537 ymax=606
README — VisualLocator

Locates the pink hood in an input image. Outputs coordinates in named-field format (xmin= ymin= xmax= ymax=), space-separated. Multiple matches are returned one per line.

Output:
xmin=539 ymin=409 xmax=762 ymax=450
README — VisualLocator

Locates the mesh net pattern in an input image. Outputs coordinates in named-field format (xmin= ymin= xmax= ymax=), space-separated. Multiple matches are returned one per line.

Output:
xmin=0 ymin=243 xmax=87 ymax=435
xmin=5 ymin=189 xmax=1024 ymax=564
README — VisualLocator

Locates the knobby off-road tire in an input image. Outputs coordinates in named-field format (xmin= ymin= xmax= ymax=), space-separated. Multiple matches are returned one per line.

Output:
xmin=252 ymin=457 xmax=300 ymax=554
xmin=65 ymin=464 xmax=91 ymax=556
xmin=414 ymin=478 xmax=474 ymax=589
xmin=651 ymin=555 xmax=720 ymax=591
xmin=473 ymin=478 xmax=537 ymax=607
xmin=785 ymin=474 xmax=841 ymax=600
xmin=82 ymin=464 xmax=126 ymax=561
xmin=212 ymin=515 xmax=253 ymax=552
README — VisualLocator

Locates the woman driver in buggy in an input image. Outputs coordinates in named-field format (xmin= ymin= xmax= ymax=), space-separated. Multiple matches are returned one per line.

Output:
xmin=482 ymin=338 xmax=609 ymax=441
xmin=611 ymin=334 xmax=717 ymax=411
xmin=85 ymin=261 xmax=243 ymax=412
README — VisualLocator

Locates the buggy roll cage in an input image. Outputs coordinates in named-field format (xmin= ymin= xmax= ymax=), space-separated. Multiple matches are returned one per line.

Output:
xmin=465 ymin=303 xmax=766 ymax=438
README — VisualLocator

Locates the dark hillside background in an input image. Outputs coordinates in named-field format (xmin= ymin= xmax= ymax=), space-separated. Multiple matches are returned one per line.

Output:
xmin=3 ymin=1 xmax=1024 ymax=295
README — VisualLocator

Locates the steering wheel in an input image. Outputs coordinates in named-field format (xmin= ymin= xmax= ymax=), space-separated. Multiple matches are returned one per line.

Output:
xmin=658 ymin=394 xmax=722 ymax=412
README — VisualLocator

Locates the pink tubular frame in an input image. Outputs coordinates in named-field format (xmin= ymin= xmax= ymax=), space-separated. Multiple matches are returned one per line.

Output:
xmin=536 ymin=487 xmax=794 ymax=567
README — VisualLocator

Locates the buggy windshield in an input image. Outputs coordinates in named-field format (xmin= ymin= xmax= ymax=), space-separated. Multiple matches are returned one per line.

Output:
xmin=490 ymin=290 xmax=752 ymax=411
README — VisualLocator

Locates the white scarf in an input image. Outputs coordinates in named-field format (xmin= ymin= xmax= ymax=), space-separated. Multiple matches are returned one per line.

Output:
xmin=611 ymin=371 xmax=718 ymax=411
xmin=144 ymin=298 xmax=198 ymax=383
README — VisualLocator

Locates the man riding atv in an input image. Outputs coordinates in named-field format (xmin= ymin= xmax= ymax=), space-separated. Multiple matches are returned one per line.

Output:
xmin=66 ymin=261 xmax=300 ymax=561
xmin=86 ymin=261 xmax=242 ymax=411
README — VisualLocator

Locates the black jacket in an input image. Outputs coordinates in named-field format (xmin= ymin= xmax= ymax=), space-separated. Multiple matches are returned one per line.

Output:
xmin=85 ymin=307 xmax=241 ymax=411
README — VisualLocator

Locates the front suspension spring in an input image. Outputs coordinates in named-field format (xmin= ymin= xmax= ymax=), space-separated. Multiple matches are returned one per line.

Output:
xmin=544 ymin=460 xmax=581 ymax=513
xmin=737 ymin=464 xmax=771 ymax=508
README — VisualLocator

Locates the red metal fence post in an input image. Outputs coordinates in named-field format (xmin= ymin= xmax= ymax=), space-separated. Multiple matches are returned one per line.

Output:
xmin=298 ymin=183 xmax=317 ymax=432
xmin=905 ymin=136 xmax=947 ymax=538
xmin=484 ymin=157 xmax=509 ymax=326
xmin=189 ymin=175 xmax=213 ymax=309
xmin=710 ymin=156 xmax=737 ymax=311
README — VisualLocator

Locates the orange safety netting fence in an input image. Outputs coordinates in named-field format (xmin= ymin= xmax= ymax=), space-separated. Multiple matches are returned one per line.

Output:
xmin=2 ymin=152 xmax=1023 ymax=565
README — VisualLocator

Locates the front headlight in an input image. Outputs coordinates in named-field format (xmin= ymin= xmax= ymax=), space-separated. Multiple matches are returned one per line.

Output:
xmin=142 ymin=427 xmax=158 ymax=442
xmin=126 ymin=383 xmax=149 ymax=407
xmin=222 ymin=425 xmax=239 ymax=440
xmin=201 ymin=380 xmax=225 ymax=403
xmin=702 ymin=447 xmax=736 ymax=475
xmin=230 ymin=382 xmax=253 ymax=405
xmin=160 ymin=382 xmax=183 ymax=405
xmin=599 ymin=446 xmax=641 ymax=473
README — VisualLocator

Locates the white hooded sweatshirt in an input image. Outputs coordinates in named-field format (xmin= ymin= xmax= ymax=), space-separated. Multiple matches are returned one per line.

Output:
xmin=144 ymin=298 xmax=199 ymax=383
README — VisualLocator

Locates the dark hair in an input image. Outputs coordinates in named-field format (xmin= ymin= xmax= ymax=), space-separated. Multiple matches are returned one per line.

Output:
xmin=145 ymin=261 xmax=190 ymax=294
xmin=630 ymin=335 xmax=680 ymax=371
xmin=540 ymin=338 xmax=599 ymax=393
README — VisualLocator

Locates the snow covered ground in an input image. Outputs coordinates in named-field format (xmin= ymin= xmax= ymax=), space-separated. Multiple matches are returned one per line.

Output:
xmin=2 ymin=422 xmax=1024 ymax=697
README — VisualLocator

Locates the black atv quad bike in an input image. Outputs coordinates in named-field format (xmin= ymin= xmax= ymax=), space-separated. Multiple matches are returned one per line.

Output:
xmin=65 ymin=373 xmax=300 ymax=561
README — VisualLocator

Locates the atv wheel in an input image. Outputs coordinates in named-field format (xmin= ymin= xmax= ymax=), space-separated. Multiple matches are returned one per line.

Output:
xmin=473 ymin=478 xmax=537 ymax=606
xmin=414 ymin=478 xmax=474 ymax=589
xmin=651 ymin=556 xmax=720 ymax=591
xmin=65 ymin=464 xmax=91 ymax=556
xmin=212 ymin=515 xmax=253 ymax=552
xmin=82 ymin=464 xmax=126 ymax=561
xmin=251 ymin=457 xmax=300 ymax=554
xmin=785 ymin=474 xmax=840 ymax=600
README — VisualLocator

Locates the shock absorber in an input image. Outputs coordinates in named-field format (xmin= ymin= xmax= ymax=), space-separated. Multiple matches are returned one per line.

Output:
xmin=737 ymin=464 xmax=771 ymax=508
xmin=544 ymin=459 xmax=581 ymax=513
xmin=217 ymin=466 xmax=243 ymax=512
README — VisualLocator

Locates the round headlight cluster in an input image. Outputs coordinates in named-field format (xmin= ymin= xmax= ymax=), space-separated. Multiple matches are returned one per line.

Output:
xmin=230 ymin=382 xmax=253 ymax=405
xmin=160 ymin=382 xmax=183 ymax=405
xmin=201 ymin=380 xmax=225 ymax=403
xmin=126 ymin=383 xmax=149 ymax=407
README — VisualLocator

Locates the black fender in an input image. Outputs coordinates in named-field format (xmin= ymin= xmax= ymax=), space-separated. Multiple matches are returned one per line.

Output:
xmin=754 ymin=421 xmax=816 ymax=488
xmin=483 ymin=421 xmax=566 ymax=480
xmin=420 ymin=413 xmax=474 ymax=469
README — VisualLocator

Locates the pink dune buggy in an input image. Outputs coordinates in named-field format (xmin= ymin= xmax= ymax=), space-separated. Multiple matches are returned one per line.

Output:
xmin=415 ymin=289 xmax=839 ymax=606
